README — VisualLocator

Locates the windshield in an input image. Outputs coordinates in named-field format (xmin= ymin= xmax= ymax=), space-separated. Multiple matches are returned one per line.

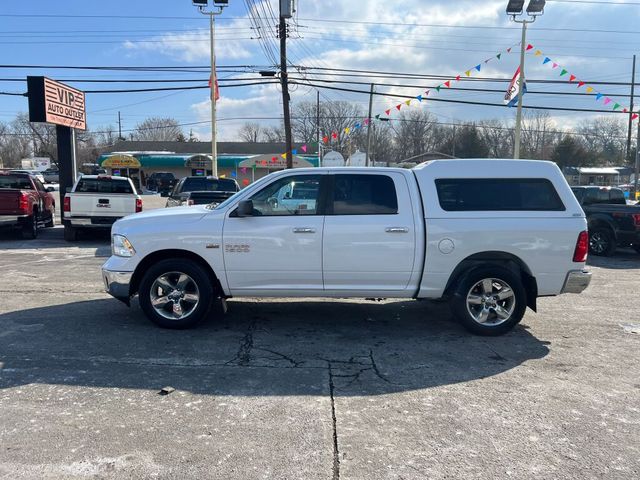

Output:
xmin=76 ymin=178 xmax=135 ymax=194
xmin=182 ymin=178 xmax=238 ymax=192
xmin=210 ymin=189 xmax=245 ymax=210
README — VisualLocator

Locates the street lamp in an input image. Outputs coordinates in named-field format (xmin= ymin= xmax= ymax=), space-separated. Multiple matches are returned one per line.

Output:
xmin=191 ymin=0 xmax=229 ymax=177
xmin=506 ymin=0 xmax=545 ymax=159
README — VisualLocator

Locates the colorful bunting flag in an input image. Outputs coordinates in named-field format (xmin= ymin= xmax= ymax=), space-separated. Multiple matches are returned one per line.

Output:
xmin=281 ymin=153 xmax=287 ymax=159
xmin=578 ymin=81 xmax=585 ymax=88
xmin=586 ymin=87 xmax=594 ymax=93
xmin=444 ymin=81 xmax=451 ymax=88
xmin=507 ymin=47 xmax=512 ymax=53
xmin=301 ymin=145 xmax=307 ymax=153
xmin=375 ymin=114 xmax=380 ymax=120
xmin=534 ymin=50 xmax=542 ymax=57
xmin=613 ymin=103 xmax=621 ymax=110
xmin=344 ymin=127 xmax=350 ymax=134
xmin=526 ymin=44 xmax=534 ymax=51
xmin=560 ymin=69 xmax=568 ymax=76
xmin=322 ymin=136 xmax=329 ymax=144
xmin=465 ymin=71 xmax=471 ymax=77
xmin=633 ymin=114 xmax=639 ymax=121
xmin=543 ymin=57 xmax=551 ymax=64
xmin=604 ymin=98 xmax=612 ymax=105
xmin=436 ymin=85 xmax=442 ymax=92
xmin=552 ymin=63 xmax=559 ymax=69
xmin=405 ymin=99 xmax=412 ymax=105
xmin=496 ymin=53 xmax=502 ymax=60
xmin=385 ymin=109 xmax=391 ymax=116
xmin=455 ymin=75 xmax=461 ymax=81
xmin=475 ymin=64 xmax=481 ymax=72
xmin=569 ymin=74 xmax=576 ymax=82
xmin=596 ymin=93 xmax=604 ymax=100
xmin=396 ymin=104 xmax=402 ymax=110
xmin=272 ymin=156 xmax=277 ymax=162
xmin=416 ymin=95 xmax=423 ymax=102
xmin=364 ymin=118 xmax=370 ymax=125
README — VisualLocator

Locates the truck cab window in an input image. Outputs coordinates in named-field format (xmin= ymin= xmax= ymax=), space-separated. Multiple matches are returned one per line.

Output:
xmin=331 ymin=174 xmax=398 ymax=215
xmin=248 ymin=175 xmax=321 ymax=216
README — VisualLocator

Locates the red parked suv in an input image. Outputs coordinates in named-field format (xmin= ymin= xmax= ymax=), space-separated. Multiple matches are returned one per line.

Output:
xmin=0 ymin=171 xmax=56 ymax=239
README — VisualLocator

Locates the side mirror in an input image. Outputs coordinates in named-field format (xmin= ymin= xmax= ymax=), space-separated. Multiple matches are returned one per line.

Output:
xmin=46 ymin=187 xmax=55 ymax=192
xmin=236 ymin=200 xmax=254 ymax=217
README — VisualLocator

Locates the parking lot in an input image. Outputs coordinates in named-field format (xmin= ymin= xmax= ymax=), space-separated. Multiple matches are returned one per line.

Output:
xmin=0 ymin=203 xmax=639 ymax=479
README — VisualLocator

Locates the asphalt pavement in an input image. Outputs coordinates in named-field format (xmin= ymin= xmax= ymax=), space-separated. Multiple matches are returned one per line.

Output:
xmin=0 ymin=214 xmax=639 ymax=479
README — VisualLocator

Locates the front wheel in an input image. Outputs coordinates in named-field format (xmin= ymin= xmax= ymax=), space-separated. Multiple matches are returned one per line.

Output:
xmin=138 ymin=259 xmax=215 ymax=329
xmin=450 ymin=266 xmax=527 ymax=336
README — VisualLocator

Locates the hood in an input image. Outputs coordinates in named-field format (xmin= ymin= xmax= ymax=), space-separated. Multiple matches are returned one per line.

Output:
xmin=113 ymin=205 xmax=212 ymax=230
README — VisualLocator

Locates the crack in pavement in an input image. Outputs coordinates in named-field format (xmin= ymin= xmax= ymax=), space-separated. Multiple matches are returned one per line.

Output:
xmin=224 ymin=317 xmax=257 ymax=366
xmin=327 ymin=363 xmax=340 ymax=480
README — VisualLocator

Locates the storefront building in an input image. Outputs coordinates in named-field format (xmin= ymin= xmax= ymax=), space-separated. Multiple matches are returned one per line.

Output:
xmin=97 ymin=141 xmax=319 ymax=190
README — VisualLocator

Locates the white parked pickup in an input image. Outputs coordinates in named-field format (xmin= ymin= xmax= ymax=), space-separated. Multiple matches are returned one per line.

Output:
xmin=63 ymin=175 xmax=142 ymax=241
xmin=102 ymin=160 xmax=592 ymax=336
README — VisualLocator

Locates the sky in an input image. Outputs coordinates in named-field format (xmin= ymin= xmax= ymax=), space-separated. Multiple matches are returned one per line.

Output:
xmin=1 ymin=0 xmax=640 ymax=141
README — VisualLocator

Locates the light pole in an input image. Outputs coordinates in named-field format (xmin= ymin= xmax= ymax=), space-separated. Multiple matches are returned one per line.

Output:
xmin=192 ymin=0 xmax=229 ymax=177
xmin=506 ymin=0 xmax=545 ymax=159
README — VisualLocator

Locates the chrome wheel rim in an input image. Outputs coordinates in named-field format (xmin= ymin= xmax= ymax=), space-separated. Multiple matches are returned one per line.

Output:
xmin=150 ymin=271 xmax=200 ymax=320
xmin=589 ymin=232 xmax=607 ymax=254
xmin=466 ymin=278 xmax=516 ymax=326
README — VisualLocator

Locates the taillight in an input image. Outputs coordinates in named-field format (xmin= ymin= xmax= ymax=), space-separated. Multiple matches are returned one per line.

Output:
xmin=63 ymin=196 xmax=71 ymax=213
xmin=573 ymin=230 xmax=589 ymax=263
xmin=19 ymin=192 xmax=29 ymax=212
xmin=633 ymin=214 xmax=640 ymax=227
xmin=135 ymin=198 xmax=143 ymax=213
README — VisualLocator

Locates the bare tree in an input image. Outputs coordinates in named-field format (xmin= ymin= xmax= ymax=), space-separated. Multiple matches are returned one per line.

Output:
xmin=392 ymin=110 xmax=441 ymax=161
xmin=238 ymin=122 xmax=263 ymax=142
xmin=478 ymin=119 xmax=513 ymax=158
xmin=577 ymin=117 xmax=627 ymax=165
xmin=261 ymin=125 xmax=286 ymax=143
xmin=132 ymin=117 xmax=183 ymax=142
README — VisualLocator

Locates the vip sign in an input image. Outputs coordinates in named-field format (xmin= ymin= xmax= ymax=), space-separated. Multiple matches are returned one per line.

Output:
xmin=27 ymin=76 xmax=86 ymax=131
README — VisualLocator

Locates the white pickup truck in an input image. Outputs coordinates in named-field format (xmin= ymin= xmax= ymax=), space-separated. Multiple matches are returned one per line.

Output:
xmin=102 ymin=160 xmax=591 ymax=336
xmin=63 ymin=175 xmax=142 ymax=241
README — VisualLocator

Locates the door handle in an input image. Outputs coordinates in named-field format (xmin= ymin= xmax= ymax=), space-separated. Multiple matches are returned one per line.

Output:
xmin=293 ymin=227 xmax=316 ymax=234
xmin=385 ymin=227 xmax=409 ymax=233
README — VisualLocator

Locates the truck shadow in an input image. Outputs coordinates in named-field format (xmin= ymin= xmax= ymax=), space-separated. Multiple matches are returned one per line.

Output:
xmin=0 ymin=298 xmax=549 ymax=397
xmin=0 ymin=226 xmax=111 ymax=256
xmin=587 ymin=249 xmax=640 ymax=270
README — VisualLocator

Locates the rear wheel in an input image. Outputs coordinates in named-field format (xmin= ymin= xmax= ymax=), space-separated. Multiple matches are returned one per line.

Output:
xmin=64 ymin=225 xmax=78 ymax=241
xmin=138 ymin=259 xmax=215 ymax=329
xmin=589 ymin=228 xmax=616 ymax=256
xmin=450 ymin=266 xmax=527 ymax=336
xmin=21 ymin=212 xmax=38 ymax=240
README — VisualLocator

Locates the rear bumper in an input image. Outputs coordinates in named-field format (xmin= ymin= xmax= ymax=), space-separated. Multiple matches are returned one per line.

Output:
xmin=561 ymin=270 xmax=592 ymax=294
xmin=63 ymin=216 xmax=119 ymax=228
xmin=0 ymin=215 xmax=28 ymax=226
xmin=102 ymin=269 xmax=133 ymax=304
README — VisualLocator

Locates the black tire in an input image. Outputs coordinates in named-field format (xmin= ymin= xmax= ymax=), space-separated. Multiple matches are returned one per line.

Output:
xmin=138 ymin=258 xmax=215 ymax=329
xmin=449 ymin=266 xmax=527 ymax=336
xmin=45 ymin=207 xmax=55 ymax=228
xmin=64 ymin=225 xmax=78 ymax=242
xmin=589 ymin=228 xmax=616 ymax=256
xmin=21 ymin=213 xmax=38 ymax=240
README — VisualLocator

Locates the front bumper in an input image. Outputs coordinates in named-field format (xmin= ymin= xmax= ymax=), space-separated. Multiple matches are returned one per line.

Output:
xmin=561 ymin=270 xmax=592 ymax=294
xmin=102 ymin=269 xmax=133 ymax=304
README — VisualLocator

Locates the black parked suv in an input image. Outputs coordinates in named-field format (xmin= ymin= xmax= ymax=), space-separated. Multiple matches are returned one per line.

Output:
xmin=146 ymin=172 xmax=176 ymax=196
xmin=166 ymin=176 xmax=240 ymax=207
xmin=572 ymin=186 xmax=640 ymax=255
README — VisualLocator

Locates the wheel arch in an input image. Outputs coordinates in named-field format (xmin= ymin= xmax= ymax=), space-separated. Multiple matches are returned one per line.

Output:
xmin=443 ymin=251 xmax=538 ymax=312
xmin=130 ymin=249 xmax=224 ymax=298
xmin=587 ymin=214 xmax=617 ymax=239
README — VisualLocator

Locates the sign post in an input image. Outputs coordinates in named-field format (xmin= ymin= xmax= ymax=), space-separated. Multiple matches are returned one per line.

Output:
xmin=27 ymin=76 xmax=86 ymax=196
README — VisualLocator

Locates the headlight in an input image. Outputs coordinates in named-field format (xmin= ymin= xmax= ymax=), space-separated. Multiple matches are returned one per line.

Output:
xmin=112 ymin=234 xmax=136 ymax=257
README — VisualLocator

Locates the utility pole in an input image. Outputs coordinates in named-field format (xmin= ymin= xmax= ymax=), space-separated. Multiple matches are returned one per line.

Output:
xmin=365 ymin=83 xmax=374 ymax=167
xmin=635 ymin=113 xmax=640 ymax=200
xmin=316 ymin=90 xmax=321 ymax=167
xmin=192 ymin=1 xmax=227 ymax=178
xmin=627 ymin=55 xmax=636 ymax=162
xmin=117 ymin=111 xmax=122 ymax=140
xmin=279 ymin=2 xmax=293 ymax=169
